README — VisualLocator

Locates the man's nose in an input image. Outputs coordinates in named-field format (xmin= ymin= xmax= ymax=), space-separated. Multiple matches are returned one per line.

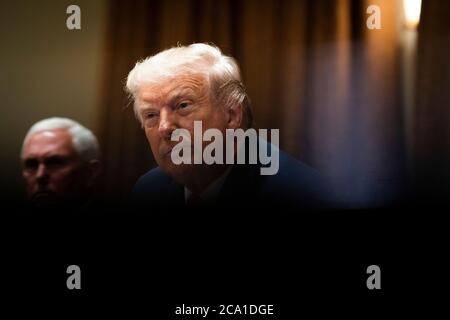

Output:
xmin=36 ymin=163 xmax=49 ymax=184
xmin=158 ymin=109 xmax=177 ymax=139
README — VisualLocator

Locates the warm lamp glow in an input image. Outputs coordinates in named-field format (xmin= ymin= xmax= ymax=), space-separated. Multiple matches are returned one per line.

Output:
xmin=403 ymin=0 xmax=422 ymax=29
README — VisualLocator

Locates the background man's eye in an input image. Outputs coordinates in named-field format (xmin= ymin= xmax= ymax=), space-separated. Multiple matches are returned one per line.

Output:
xmin=24 ymin=159 xmax=38 ymax=170
xmin=45 ymin=157 xmax=66 ymax=167
xmin=179 ymin=102 xmax=190 ymax=109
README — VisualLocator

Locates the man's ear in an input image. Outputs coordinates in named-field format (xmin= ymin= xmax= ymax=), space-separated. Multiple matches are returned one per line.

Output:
xmin=85 ymin=160 xmax=101 ymax=187
xmin=226 ymin=103 xmax=243 ymax=129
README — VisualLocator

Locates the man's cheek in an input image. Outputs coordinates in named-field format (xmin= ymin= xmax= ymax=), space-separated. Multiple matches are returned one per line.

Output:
xmin=53 ymin=171 xmax=74 ymax=186
xmin=149 ymin=140 xmax=158 ymax=153
xmin=25 ymin=176 xmax=36 ymax=190
xmin=145 ymin=128 xmax=156 ymax=141
xmin=25 ymin=179 xmax=34 ymax=194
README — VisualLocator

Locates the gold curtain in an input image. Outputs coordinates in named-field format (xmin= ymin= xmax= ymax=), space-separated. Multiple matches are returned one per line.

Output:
xmin=98 ymin=0 xmax=406 ymax=207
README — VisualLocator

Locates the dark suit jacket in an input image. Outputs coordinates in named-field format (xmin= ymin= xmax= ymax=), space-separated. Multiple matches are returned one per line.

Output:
xmin=131 ymin=147 xmax=332 ymax=210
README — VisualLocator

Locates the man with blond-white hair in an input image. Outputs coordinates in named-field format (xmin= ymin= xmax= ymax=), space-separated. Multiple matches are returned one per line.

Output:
xmin=127 ymin=43 xmax=330 ymax=209
xmin=21 ymin=117 xmax=101 ymax=209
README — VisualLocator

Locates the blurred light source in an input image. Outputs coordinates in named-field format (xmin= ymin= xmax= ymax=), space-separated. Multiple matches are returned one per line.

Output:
xmin=403 ymin=0 xmax=422 ymax=29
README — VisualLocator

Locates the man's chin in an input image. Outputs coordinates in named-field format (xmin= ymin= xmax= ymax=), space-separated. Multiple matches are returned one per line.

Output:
xmin=30 ymin=191 xmax=59 ymax=208
xmin=161 ymin=163 xmax=196 ymax=185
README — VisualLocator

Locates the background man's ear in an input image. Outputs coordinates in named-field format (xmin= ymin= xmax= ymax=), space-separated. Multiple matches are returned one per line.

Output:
xmin=226 ymin=103 xmax=243 ymax=129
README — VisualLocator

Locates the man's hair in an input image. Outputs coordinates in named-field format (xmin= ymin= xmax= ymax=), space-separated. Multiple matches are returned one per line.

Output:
xmin=125 ymin=43 xmax=254 ymax=128
xmin=22 ymin=117 xmax=100 ymax=161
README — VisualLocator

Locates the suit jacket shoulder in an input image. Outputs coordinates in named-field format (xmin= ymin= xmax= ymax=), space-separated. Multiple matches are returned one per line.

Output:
xmin=132 ymin=167 xmax=184 ymax=208
xmin=259 ymin=150 xmax=332 ymax=208
xmin=131 ymin=148 xmax=333 ymax=210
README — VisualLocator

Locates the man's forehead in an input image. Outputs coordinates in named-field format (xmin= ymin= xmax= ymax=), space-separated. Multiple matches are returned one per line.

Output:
xmin=138 ymin=73 xmax=209 ymax=103
xmin=23 ymin=129 xmax=75 ymax=157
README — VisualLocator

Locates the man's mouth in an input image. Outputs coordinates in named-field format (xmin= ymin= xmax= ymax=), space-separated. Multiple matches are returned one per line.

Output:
xmin=31 ymin=190 xmax=54 ymax=201
xmin=162 ymin=147 xmax=173 ymax=157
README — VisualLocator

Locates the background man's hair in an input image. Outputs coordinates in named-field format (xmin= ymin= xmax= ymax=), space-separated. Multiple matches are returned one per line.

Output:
xmin=22 ymin=117 xmax=100 ymax=161
xmin=125 ymin=43 xmax=254 ymax=128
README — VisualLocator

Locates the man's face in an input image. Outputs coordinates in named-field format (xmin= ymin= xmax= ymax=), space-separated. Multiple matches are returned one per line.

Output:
xmin=21 ymin=129 xmax=91 ymax=208
xmin=136 ymin=73 xmax=230 ymax=184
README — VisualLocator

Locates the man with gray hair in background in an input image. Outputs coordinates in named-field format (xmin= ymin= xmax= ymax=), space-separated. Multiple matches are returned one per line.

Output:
xmin=21 ymin=117 xmax=101 ymax=210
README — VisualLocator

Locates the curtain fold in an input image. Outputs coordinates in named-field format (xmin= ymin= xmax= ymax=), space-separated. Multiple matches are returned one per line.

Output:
xmin=414 ymin=0 xmax=450 ymax=203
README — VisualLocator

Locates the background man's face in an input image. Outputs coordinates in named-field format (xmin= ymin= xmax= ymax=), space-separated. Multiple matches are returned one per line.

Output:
xmin=21 ymin=129 xmax=91 ymax=208
xmin=136 ymin=73 xmax=229 ymax=184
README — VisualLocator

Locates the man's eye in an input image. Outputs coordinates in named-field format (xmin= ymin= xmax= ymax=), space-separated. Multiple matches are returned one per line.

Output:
xmin=45 ymin=157 xmax=66 ymax=168
xmin=24 ymin=159 xmax=38 ymax=170
xmin=143 ymin=113 xmax=159 ymax=127
xmin=178 ymin=102 xmax=190 ymax=109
